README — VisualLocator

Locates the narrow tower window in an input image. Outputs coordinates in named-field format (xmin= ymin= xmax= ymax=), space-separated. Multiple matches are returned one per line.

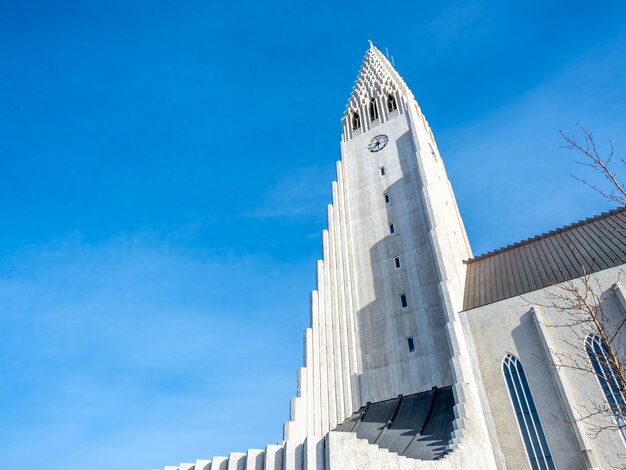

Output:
xmin=400 ymin=293 xmax=408 ymax=308
xmin=406 ymin=337 xmax=415 ymax=353
xmin=352 ymin=112 xmax=361 ymax=130
xmin=394 ymin=256 xmax=401 ymax=269
xmin=384 ymin=193 xmax=390 ymax=204
xmin=379 ymin=166 xmax=386 ymax=176
xmin=387 ymin=94 xmax=397 ymax=112
xmin=585 ymin=334 xmax=626 ymax=442
xmin=388 ymin=223 xmax=395 ymax=234
xmin=369 ymin=99 xmax=379 ymax=121
xmin=428 ymin=143 xmax=437 ymax=159
xmin=503 ymin=354 xmax=555 ymax=469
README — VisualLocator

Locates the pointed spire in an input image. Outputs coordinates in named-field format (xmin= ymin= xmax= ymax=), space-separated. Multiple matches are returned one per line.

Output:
xmin=340 ymin=43 xmax=426 ymax=142
xmin=343 ymin=43 xmax=414 ymax=114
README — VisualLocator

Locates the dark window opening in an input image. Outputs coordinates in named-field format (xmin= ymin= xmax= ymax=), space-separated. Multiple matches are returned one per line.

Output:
xmin=389 ymin=223 xmax=395 ymax=234
xmin=407 ymin=337 xmax=415 ymax=353
xmin=394 ymin=257 xmax=401 ymax=268
xmin=400 ymin=293 xmax=408 ymax=308
xmin=384 ymin=193 xmax=390 ymax=204
xmin=387 ymin=94 xmax=397 ymax=112
xmin=429 ymin=143 xmax=437 ymax=159
xmin=352 ymin=112 xmax=361 ymax=130
xmin=379 ymin=166 xmax=385 ymax=176
xmin=369 ymin=99 xmax=379 ymax=121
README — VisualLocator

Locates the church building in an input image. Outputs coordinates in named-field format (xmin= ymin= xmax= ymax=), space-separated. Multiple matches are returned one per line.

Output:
xmin=165 ymin=43 xmax=626 ymax=470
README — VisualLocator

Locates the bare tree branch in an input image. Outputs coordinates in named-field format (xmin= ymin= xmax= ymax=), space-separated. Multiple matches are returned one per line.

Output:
xmin=529 ymin=129 xmax=626 ymax=464
xmin=560 ymin=124 xmax=626 ymax=206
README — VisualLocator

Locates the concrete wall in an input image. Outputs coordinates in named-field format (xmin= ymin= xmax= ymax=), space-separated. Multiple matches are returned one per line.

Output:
xmin=462 ymin=264 xmax=626 ymax=469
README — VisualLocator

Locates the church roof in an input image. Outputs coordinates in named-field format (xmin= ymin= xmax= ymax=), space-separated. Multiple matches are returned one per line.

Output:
xmin=463 ymin=206 xmax=626 ymax=310
xmin=334 ymin=386 xmax=454 ymax=460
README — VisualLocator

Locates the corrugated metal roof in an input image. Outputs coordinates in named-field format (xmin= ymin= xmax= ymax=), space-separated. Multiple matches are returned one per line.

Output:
xmin=463 ymin=207 xmax=626 ymax=311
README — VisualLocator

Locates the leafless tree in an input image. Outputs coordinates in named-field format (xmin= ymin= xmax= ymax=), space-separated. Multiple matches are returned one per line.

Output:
xmin=534 ymin=262 xmax=626 ymax=440
xmin=534 ymin=126 xmax=626 ymax=456
xmin=561 ymin=125 xmax=626 ymax=205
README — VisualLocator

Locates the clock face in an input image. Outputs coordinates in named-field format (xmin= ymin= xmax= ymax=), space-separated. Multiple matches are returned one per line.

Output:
xmin=367 ymin=134 xmax=389 ymax=152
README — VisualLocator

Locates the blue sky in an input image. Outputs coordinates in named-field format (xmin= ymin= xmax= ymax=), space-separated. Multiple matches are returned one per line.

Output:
xmin=1 ymin=1 xmax=626 ymax=469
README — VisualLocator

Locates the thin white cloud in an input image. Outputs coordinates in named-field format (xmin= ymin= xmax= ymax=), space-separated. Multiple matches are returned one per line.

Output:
xmin=248 ymin=166 xmax=333 ymax=219
xmin=0 ymin=235 xmax=310 ymax=470
xmin=440 ymin=31 xmax=626 ymax=255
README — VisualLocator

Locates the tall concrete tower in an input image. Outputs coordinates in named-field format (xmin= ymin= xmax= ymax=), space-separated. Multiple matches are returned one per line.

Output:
xmin=285 ymin=40 xmax=470 ymax=435
xmin=280 ymin=42 xmax=498 ymax=466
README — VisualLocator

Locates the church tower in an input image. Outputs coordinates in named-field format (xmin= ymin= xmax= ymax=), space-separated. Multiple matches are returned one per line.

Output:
xmin=281 ymin=42 xmax=498 ymax=466
xmin=284 ymin=41 xmax=471 ymax=433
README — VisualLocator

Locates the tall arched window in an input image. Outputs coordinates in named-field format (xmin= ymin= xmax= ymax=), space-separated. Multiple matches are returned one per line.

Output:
xmin=387 ymin=94 xmax=397 ymax=112
xmin=503 ymin=354 xmax=555 ymax=469
xmin=352 ymin=111 xmax=360 ymax=130
xmin=369 ymin=99 xmax=379 ymax=121
xmin=585 ymin=334 xmax=626 ymax=442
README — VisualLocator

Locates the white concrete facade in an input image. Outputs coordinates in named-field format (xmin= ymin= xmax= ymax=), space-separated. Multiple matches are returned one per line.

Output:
xmin=461 ymin=265 xmax=626 ymax=469
xmin=163 ymin=44 xmax=626 ymax=469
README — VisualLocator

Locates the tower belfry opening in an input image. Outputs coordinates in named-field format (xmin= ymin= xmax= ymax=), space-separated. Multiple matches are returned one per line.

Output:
xmin=368 ymin=99 xmax=378 ymax=121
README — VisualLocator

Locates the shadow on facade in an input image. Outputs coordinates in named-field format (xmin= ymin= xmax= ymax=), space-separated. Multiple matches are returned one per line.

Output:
xmin=333 ymin=130 xmax=456 ymax=460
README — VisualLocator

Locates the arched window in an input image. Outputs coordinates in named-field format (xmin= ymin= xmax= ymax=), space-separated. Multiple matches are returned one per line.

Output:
xmin=352 ymin=111 xmax=361 ymax=130
xmin=503 ymin=354 xmax=555 ymax=470
xmin=585 ymin=334 xmax=626 ymax=442
xmin=387 ymin=94 xmax=397 ymax=112
xmin=369 ymin=99 xmax=379 ymax=121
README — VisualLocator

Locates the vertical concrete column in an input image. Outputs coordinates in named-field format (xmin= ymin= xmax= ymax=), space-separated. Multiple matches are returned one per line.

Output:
xmin=395 ymin=90 xmax=403 ymax=116
xmin=336 ymin=161 xmax=361 ymax=410
xmin=359 ymin=104 xmax=368 ymax=133
xmin=316 ymin=261 xmax=330 ymax=433
xmin=304 ymin=327 xmax=316 ymax=436
xmin=341 ymin=116 xmax=349 ymax=142
xmin=194 ymin=460 xmax=211 ymax=470
xmin=227 ymin=453 xmax=246 ymax=470
xmin=245 ymin=449 xmax=264 ymax=470
xmin=322 ymin=230 xmax=337 ymax=430
xmin=332 ymin=181 xmax=353 ymax=420
xmin=379 ymin=92 xmax=388 ymax=123
xmin=303 ymin=436 xmax=325 ymax=470
xmin=532 ymin=306 xmax=599 ymax=469
xmin=376 ymin=94 xmax=386 ymax=124
xmin=310 ymin=290 xmax=323 ymax=435
xmin=295 ymin=367 xmax=307 ymax=437
xmin=284 ymin=441 xmax=303 ymax=470
xmin=285 ymin=371 xmax=306 ymax=440
xmin=327 ymin=204 xmax=345 ymax=425
xmin=264 ymin=444 xmax=284 ymax=470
